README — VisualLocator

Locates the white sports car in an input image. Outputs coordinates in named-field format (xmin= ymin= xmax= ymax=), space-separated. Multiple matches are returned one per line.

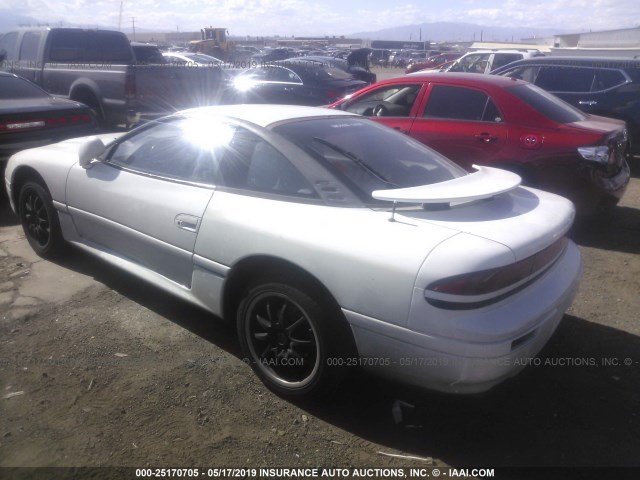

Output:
xmin=4 ymin=105 xmax=582 ymax=397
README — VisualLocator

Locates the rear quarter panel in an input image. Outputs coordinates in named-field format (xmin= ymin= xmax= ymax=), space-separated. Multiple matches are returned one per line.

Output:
xmin=194 ymin=191 xmax=459 ymax=326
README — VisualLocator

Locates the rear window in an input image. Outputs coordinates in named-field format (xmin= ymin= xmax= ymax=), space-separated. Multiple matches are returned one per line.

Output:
xmin=507 ymin=83 xmax=586 ymax=123
xmin=0 ymin=75 xmax=48 ymax=99
xmin=132 ymin=46 xmax=166 ymax=64
xmin=19 ymin=32 xmax=41 ymax=62
xmin=593 ymin=69 xmax=627 ymax=91
xmin=0 ymin=32 xmax=19 ymax=61
xmin=535 ymin=66 xmax=595 ymax=93
xmin=49 ymin=30 xmax=133 ymax=63
xmin=273 ymin=117 xmax=465 ymax=204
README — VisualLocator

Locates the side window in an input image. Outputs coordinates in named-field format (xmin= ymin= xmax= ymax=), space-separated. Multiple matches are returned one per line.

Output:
xmin=0 ymin=32 xmax=19 ymax=61
xmin=108 ymin=119 xmax=218 ymax=184
xmin=593 ymin=69 xmax=627 ymax=91
xmin=491 ymin=53 xmax=522 ymax=70
xmin=343 ymin=84 xmax=422 ymax=117
xmin=49 ymin=30 xmax=132 ymax=62
xmin=450 ymin=53 xmax=490 ymax=73
xmin=49 ymin=31 xmax=82 ymax=62
xmin=19 ymin=32 xmax=41 ymax=62
xmin=503 ymin=65 xmax=540 ymax=83
xmin=267 ymin=67 xmax=302 ymax=83
xmin=218 ymin=128 xmax=316 ymax=198
xmin=535 ymin=66 xmax=595 ymax=93
xmin=424 ymin=85 xmax=502 ymax=122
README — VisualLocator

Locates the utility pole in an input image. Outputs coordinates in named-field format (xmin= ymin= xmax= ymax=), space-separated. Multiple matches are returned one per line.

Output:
xmin=118 ymin=1 xmax=124 ymax=30
xmin=132 ymin=17 xmax=136 ymax=41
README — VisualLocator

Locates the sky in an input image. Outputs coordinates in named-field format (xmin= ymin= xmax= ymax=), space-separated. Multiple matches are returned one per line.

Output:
xmin=1 ymin=0 xmax=639 ymax=37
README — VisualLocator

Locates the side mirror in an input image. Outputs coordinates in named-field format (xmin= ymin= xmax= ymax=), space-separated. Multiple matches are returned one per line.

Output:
xmin=78 ymin=137 xmax=106 ymax=169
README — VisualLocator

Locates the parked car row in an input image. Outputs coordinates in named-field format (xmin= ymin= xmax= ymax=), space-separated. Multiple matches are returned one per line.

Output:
xmin=0 ymin=27 xmax=227 ymax=128
xmin=405 ymin=52 xmax=463 ymax=74
xmin=329 ymin=72 xmax=630 ymax=214
xmin=491 ymin=56 xmax=640 ymax=160
xmin=226 ymin=59 xmax=368 ymax=106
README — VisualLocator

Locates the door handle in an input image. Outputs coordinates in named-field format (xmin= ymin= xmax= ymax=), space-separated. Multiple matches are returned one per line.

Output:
xmin=175 ymin=214 xmax=200 ymax=233
xmin=578 ymin=100 xmax=598 ymax=106
xmin=475 ymin=133 xmax=498 ymax=143
xmin=393 ymin=127 xmax=408 ymax=134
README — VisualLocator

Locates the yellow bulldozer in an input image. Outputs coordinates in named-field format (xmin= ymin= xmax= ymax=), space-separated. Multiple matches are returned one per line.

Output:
xmin=189 ymin=27 xmax=234 ymax=61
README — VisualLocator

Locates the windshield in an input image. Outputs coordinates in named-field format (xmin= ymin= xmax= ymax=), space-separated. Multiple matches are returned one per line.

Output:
xmin=273 ymin=117 xmax=466 ymax=204
xmin=507 ymin=83 xmax=586 ymax=123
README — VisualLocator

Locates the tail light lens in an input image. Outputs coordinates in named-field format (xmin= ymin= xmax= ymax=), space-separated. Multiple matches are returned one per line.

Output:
xmin=426 ymin=237 xmax=568 ymax=302
xmin=0 ymin=120 xmax=46 ymax=131
xmin=0 ymin=113 xmax=92 ymax=133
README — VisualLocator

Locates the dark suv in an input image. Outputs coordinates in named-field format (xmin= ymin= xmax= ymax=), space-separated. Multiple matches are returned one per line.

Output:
xmin=492 ymin=57 xmax=640 ymax=163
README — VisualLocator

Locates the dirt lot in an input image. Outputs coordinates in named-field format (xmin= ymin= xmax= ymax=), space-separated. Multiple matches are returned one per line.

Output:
xmin=1 ymin=173 xmax=639 ymax=475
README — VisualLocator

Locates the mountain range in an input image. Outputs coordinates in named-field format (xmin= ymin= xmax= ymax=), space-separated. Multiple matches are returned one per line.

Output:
xmin=1 ymin=11 xmax=569 ymax=43
xmin=352 ymin=22 xmax=570 ymax=43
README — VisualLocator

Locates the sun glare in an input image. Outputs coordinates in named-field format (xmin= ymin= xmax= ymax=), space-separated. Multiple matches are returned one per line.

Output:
xmin=181 ymin=116 xmax=235 ymax=150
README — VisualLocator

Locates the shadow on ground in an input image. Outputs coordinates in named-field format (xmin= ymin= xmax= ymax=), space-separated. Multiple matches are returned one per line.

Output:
xmin=571 ymin=205 xmax=640 ymax=255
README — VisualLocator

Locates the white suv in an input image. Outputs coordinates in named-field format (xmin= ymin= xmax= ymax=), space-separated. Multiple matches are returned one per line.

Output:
xmin=445 ymin=50 xmax=543 ymax=74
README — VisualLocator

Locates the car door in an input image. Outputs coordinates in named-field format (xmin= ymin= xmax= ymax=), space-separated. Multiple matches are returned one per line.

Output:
xmin=65 ymin=117 xmax=221 ymax=287
xmin=408 ymin=83 xmax=508 ymax=169
xmin=340 ymin=82 xmax=425 ymax=134
xmin=254 ymin=66 xmax=301 ymax=104
xmin=536 ymin=66 xmax=632 ymax=117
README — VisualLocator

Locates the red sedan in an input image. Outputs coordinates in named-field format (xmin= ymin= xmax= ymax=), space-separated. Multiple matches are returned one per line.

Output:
xmin=405 ymin=52 xmax=462 ymax=74
xmin=329 ymin=72 xmax=630 ymax=213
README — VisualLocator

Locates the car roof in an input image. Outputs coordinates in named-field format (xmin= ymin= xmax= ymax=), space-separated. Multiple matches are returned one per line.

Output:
xmin=464 ymin=49 xmax=540 ymax=54
xmin=492 ymin=56 xmax=640 ymax=67
xmin=181 ymin=104 xmax=356 ymax=128
xmin=399 ymin=71 xmax=528 ymax=88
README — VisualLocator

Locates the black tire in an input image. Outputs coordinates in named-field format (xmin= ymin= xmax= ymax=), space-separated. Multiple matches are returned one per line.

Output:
xmin=237 ymin=275 xmax=353 ymax=397
xmin=71 ymin=92 xmax=107 ymax=129
xmin=18 ymin=181 xmax=66 ymax=257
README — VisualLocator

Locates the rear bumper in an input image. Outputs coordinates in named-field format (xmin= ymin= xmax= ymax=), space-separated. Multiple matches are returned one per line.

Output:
xmin=343 ymin=240 xmax=582 ymax=394
xmin=531 ymin=157 xmax=630 ymax=214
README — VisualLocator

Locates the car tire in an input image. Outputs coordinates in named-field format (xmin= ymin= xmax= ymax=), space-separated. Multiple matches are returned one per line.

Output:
xmin=237 ymin=274 xmax=353 ymax=398
xmin=18 ymin=181 xmax=66 ymax=258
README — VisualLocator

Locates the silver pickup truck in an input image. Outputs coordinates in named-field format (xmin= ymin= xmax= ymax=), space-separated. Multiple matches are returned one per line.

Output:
xmin=0 ymin=27 xmax=226 ymax=128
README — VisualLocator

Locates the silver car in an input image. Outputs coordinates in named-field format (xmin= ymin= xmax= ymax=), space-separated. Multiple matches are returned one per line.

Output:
xmin=5 ymin=105 xmax=582 ymax=397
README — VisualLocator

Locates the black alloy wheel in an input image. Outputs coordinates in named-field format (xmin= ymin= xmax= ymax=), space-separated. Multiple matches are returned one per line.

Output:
xmin=18 ymin=181 xmax=65 ymax=257
xmin=237 ymin=275 xmax=353 ymax=397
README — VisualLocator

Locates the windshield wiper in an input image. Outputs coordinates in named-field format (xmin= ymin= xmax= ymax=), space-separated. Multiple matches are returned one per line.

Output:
xmin=312 ymin=137 xmax=399 ymax=188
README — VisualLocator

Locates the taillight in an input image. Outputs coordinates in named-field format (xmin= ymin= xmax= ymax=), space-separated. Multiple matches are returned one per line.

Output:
xmin=426 ymin=237 xmax=567 ymax=302
xmin=0 ymin=113 xmax=91 ymax=133
xmin=0 ymin=120 xmax=46 ymax=131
